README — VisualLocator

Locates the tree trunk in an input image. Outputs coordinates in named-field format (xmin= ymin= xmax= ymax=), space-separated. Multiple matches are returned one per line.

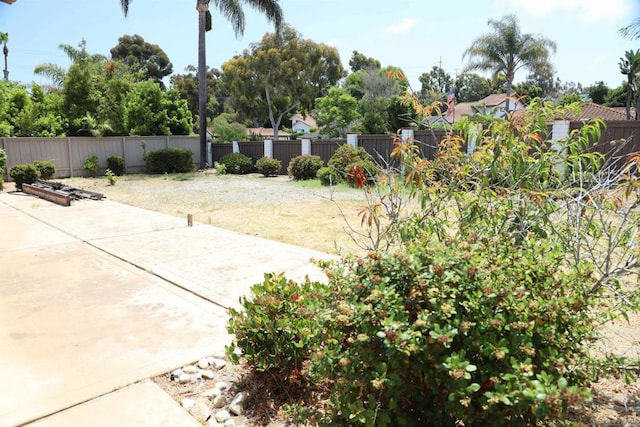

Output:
xmin=504 ymin=77 xmax=512 ymax=116
xmin=626 ymin=75 xmax=632 ymax=120
xmin=3 ymin=43 xmax=8 ymax=81
xmin=197 ymin=0 xmax=209 ymax=169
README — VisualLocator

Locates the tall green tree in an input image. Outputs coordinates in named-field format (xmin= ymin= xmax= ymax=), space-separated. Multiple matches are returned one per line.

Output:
xmin=454 ymin=72 xmax=493 ymax=102
xmin=110 ymin=34 xmax=173 ymax=86
xmin=170 ymin=65 xmax=224 ymax=126
xmin=463 ymin=14 xmax=556 ymax=112
xmin=120 ymin=0 xmax=283 ymax=169
xmin=349 ymin=50 xmax=381 ymax=73
xmin=313 ymin=87 xmax=361 ymax=137
xmin=418 ymin=66 xmax=453 ymax=103
xmin=222 ymin=25 xmax=345 ymax=139
xmin=1 ymin=32 xmax=8 ymax=81
xmin=618 ymin=49 xmax=640 ymax=120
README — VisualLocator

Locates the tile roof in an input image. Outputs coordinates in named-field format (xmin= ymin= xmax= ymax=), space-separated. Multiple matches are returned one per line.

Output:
xmin=566 ymin=103 xmax=630 ymax=121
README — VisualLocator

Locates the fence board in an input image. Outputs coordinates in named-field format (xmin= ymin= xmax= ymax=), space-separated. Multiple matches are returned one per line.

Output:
xmin=311 ymin=139 xmax=345 ymax=165
xmin=274 ymin=140 xmax=302 ymax=173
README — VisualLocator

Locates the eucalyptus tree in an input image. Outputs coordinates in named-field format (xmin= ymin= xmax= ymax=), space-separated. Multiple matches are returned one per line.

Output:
xmin=119 ymin=0 xmax=283 ymax=169
xmin=463 ymin=14 xmax=556 ymax=112
xmin=618 ymin=49 xmax=640 ymax=120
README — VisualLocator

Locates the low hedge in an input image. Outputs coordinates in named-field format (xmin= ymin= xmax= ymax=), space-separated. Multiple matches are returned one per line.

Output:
xmin=219 ymin=152 xmax=254 ymax=174
xmin=144 ymin=148 xmax=194 ymax=174
xmin=9 ymin=164 xmax=40 ymax=191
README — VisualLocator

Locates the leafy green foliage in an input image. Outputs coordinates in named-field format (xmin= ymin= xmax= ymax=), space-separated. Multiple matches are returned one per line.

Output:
xmin=105 ymin=168 xmax=117 ymax=186
xmin=317 ymin=166 xmax=342 ymax=186
xmin=32 ymin=160 xmax=56 ymax=180
xmin=211 ymin=112 xmax=246 ymax=143
xmin=227 ymin=273 xmax=332 ymax=383
xmin=227 ymin=98 xmax=640 ymax=426
xmin=256 ymin=157 xmax=282 ymax=177
xmin=107 ymin=155 xmax=126 ymax=176
xmin=0 ymin=147 xmax=6 ymax=171
xmin=287 ymin=154 xmax=323 ymax=180
xmin=84 ymin=154 xmax=100 ymax=177
xmin=327 ymin=144 xmax=379 ymax=187
xmin=219 ymin=152 xmax=253 ymax=174
xmin=144 ymin=148 xmax=194 ymax=174
xmin=110 ymin=34 xmax=173 ymax=86
xmin=9 ymin=164 xmax=40 ymax=190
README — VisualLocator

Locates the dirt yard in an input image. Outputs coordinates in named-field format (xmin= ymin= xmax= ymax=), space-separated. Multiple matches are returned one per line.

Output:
xmin=36 ymin=173 xmax=640 ymax=425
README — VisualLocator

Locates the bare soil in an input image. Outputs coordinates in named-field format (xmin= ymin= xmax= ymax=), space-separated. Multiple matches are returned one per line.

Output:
xmin=32 ymin=173 xmax=640 ymax=425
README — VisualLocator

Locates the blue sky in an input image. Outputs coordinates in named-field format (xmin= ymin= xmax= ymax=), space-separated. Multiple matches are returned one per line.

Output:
xmin=1 ymin=0 xmax=639 ymax=92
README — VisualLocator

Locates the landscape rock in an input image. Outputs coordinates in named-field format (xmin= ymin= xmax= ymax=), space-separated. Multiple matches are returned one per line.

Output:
xmin=178 ymin=373 xmax=191 ymax=383
xmin=170 ymin=368 xmax=184 ymax=380
xmin=212 ymin=395 xmax=226 ymax=408
xmin=214 ymin=409 xmax=231 ymax=423
xmin=200 ymin=387 xmax=222 ymax=399
xmin=215 ymin=381 xmax=228 ymax=391
xmin=181 ymin=398 xmax=196 ymax=411
xmin=224 ymin=419 xmax=236 ymax=426
xmin=190 ymin=401 xmax=212 ymax=423
xmin=229 ymin=391 xmax=249 ymax=416
xmin=191 ymin=372 xmax=203 ymax=382
xmin=211 ymin=358 xmax=227 ymax=370
xmin=198 ymin=358 xmax=210 ymax=369
xmin=201 ymin=369 xmax=216 ymax=380
xmin=183 ymin=365 xmax=199 ymax=374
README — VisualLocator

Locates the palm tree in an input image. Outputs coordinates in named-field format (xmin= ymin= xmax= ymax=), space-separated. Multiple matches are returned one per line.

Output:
xmin=119 ymin=0 xmax=283 ymax=170
xmin=619 ymin=49 xmax=640 ymax=120
xmin=34 ymin=40 xmax=106 ymax=89
xmin=620 ymin=17 xmax=640 ymax=40
xmin=463 ymin=14 xmax=556 ymax=113
xmin=1 ymin=32 xmax=8 ymax=81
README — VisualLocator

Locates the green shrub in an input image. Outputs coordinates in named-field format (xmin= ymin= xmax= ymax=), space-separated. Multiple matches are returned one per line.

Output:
xmin=345 ymin=158 xmax=380 ymax=187
xmin=327 ymin=144 xmax=375 ymax=179
xmin=107 ymin=155 xmax=126 ymax=176
xmin=84 ymin=154 xmax=99 ymax=177
xmin=317 ymin=166 xmax=342 ymax=186
xmin=227 ymin=273 xmax=332 ymax=382
xmin=9 ymin=164 xmax=40 ymax=191
xmin=105 ymin=168 xmax=117 ymax=186
xmin=0 ymin=148 xmax=6 ymax=172
xmin=144 ymin=148 xmax=194 ymax=174
xmin=32 ymin=160 xmax=56 ymax=180
xmin=229 ymin=234 xmax=596 ymax=426
xmin=255 ymin=157 xmax=282 ymax=177
xmin=287 ymin=154 xmax=323 ymax=180
xmin=213 ymin=161 xmax=227 ymax=175
xmin=218 ymin=152 xmax=253 ymax=174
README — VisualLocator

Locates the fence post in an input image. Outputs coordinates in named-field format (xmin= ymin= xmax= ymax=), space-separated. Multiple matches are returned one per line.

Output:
xmin=401 ymin=128 xmax=414 ymax=144
xmin=347 ymin=133 xmax=359 ymax=148
xmin=264 ymin=139 xmax=273 ymax=158
xmin=232 ymin=141 xmax=240 ymax=153
xmin=301 ymin=138 xmax=311 ymax=155
xmin=551 ymin=120 xmax=570 ymax=174
xmin=207 ymin=141 xmax=212 ymax=167
xmin=67 ymin=137 xmax=74 ymax=177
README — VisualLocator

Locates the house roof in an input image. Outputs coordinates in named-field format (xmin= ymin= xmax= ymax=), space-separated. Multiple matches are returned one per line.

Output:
xmin=482 ymin=93 xmax=510 ymax=107
xmin=291 ymin=113 xmax=317 ymax=128
xmin=564 ymin=103 xmax=630 ymax=121
xmin=246 ymin=127 xmax=291 ymax=137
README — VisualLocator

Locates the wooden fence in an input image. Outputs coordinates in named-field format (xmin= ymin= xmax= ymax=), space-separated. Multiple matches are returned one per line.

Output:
xmin=3 ymin=120 xmax=640 ymax=180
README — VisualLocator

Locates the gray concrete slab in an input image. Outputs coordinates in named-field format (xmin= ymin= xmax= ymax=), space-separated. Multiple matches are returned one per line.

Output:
xmin=27 ymin=382 xmax=202 ymax=427
xmin=0 ymin=191 xmax=334 ymax=426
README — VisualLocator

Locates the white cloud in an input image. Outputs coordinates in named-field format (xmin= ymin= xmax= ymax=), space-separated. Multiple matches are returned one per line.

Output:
xmin=384 ymin=17 xmax=420 ymax=34
xmin=493 ymin=0 xmax=632 ymax=23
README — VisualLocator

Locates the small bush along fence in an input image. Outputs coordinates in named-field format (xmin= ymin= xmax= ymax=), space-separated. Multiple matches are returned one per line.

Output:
xmin=144 ymin=148 xmax=194 ymax=174
xmin=218 ymin=152 xmax=254 ymax=174
xmin=287 ymin=154 xmax=323 ymax=180
xmin=256 ymin=157 xmax=282 ymax=177
xmin=9 ymin=164 xmax=40 ymax=190
xmin=107 ymin=155 xmax=126 ymax=176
